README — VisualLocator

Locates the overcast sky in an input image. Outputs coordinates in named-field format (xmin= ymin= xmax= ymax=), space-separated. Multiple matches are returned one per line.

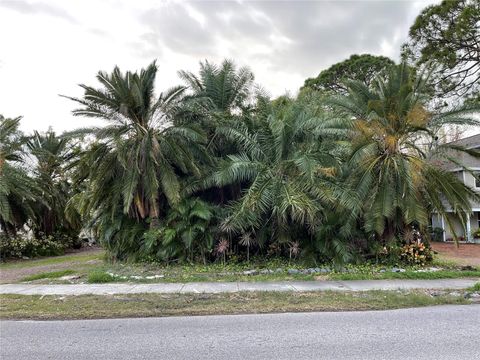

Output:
xmin=0 ymin=0 xmax=438 ymax=133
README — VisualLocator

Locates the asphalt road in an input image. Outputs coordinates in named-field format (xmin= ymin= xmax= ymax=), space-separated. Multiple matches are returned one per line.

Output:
xmin=1 ymin=305 xmax=479 ymax=359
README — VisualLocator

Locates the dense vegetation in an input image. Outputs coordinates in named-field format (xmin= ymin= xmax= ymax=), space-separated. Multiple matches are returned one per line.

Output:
xmin=1 ymin=1 xmax=479 ymax=265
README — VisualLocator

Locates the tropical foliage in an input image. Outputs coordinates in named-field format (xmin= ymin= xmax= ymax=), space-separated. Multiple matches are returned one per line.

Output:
xmin=1 ymin=2 xmax=479 ymax=264
xmin=328 ymin=64 xmax=480 ymax=243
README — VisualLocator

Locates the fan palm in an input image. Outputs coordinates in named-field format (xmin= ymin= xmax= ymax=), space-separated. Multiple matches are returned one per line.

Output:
xmin=63 ymin=62 xmax=207 ymax=257
xmin=0 ymin=116 xmax=37 ymax=236
xmin=329 ymin=63 xmax=480 ymax=242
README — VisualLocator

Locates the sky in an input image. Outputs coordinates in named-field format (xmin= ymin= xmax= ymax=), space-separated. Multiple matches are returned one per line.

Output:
xmin=0 ymin=0 xmax=439 ymax=133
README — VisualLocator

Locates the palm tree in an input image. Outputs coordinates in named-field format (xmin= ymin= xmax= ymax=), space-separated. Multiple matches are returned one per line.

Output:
xmin=179 ymin=60 xmax=259 ymax=204
xmin=179 ymin=59 xmax=255 ymax=117
xmin=179 ymin=59 xmax=258 ymax=156
xmin=329 ymin=63 xmax=480 ymax=242
xmin=26 ymin=130 xmax=79 ymax=237
xmin=63 ymin=62 xmax=208 ymax=258
xmin=0 ymin=116 xmax=37 ymax=236
xmin=198 ymin=99 xmax=352 ymax=247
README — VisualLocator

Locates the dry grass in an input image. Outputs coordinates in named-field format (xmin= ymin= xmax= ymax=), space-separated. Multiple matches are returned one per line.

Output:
xmin=0 ymin=290 xmax=469 ymax=320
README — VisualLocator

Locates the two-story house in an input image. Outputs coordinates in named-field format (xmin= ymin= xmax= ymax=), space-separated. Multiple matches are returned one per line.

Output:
xmin=431 ymin=133 xmax=480 ymax=243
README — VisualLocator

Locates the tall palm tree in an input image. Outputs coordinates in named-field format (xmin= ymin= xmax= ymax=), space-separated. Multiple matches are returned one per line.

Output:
xmin=329 ymin=63 xmax=480 ymax=242
xmin=179 ymin=59 xmax=257 ymax=154
xmin=63 ymin=62 xmax=207 ymax=258
xmin=179 ymin=60 xmax=258 ymax=204
xmin=0 ymin=116 xmax=37 ymax=236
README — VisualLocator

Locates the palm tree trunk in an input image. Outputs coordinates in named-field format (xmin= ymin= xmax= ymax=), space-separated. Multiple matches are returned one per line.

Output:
xmin=381 ymin=219 xmax=395 ymax=245
xmin=219 ymin=188 xmax=224 ymax=205
xmin=149 ymin=198 xmax=160 ymax=229
xmin=0 ymin=156 xmax=4 ymax=175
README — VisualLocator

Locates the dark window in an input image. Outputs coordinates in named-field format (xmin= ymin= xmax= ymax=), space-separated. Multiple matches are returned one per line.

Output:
xmin=475 ymin=172 xmax=480 ymax=188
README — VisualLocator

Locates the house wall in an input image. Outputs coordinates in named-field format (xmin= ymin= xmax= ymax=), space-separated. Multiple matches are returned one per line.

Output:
xmin=431 ymin=136 xmax=480 ymax=242
xmin=432 ymin=211 xmax=480 ymax=242
xmin=444 ymin=213 xmax=465 ymax=240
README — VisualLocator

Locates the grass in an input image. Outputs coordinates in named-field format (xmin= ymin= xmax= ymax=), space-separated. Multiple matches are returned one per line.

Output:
xmin=0 ymin=251 xmax=104 ymax=270
xmin=22 ymin=264 xmax=480 ymax=284
xmin=87 ymin=271 xmax=116 ymax=283
xmin=0 ymin=290 xmax=470 ymax=320
xmin=3 ymin=249 xmax=479 ymax=285
xmin=469 ymin=283 xmax=480 ymax=292
xmin=21 ymin=270 xmax=75 ymax=282
xmin=83 ymin=270 xmax=480 ymax=284
xmin=83 ymin=264 xmax=480 ymax=284
xmin=328 ymin=270 xmax=480 ymax=281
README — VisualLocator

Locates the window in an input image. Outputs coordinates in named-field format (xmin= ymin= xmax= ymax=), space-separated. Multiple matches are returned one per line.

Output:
xmin=475 ymin=172 xmax=480 ymax=188
xmin=478 ymin=213 xmax=480 ymax=228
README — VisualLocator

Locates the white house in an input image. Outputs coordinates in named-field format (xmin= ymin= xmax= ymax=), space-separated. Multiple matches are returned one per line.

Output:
xmin=431 ymin=133 xmax=480 ymax=243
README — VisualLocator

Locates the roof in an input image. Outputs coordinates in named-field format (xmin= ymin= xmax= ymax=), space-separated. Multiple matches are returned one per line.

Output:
xmin=446 ymin=133 xmax=480 ymax=149
xmin=434 ymin=133 xmax=480 ymax=171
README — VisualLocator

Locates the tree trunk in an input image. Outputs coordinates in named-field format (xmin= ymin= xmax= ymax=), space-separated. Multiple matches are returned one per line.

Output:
xmin=0 ymin=156 xmax=4 ymax=175
xmin=381 ymin=219 xmax=396 ymax=245
xmin=149 ymin=197 xmax=160 ymax=229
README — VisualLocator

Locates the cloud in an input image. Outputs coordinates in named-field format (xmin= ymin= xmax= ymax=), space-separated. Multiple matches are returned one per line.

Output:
xmin=136 ymin=0 xmax=421 ymax=80
xmin=0 ymin=0 xmax=77 ymax=23
xmin=0 ymin=0 xmax=438 ymax=133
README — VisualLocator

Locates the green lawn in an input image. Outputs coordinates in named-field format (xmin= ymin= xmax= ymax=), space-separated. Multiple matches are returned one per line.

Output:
xmin=0 ymin=251 xmax=104 ymax=270
xmin=21 ymin=270 xmax=76 ymax=282
xmin=0 ymin=290 xmax=470 ymax=320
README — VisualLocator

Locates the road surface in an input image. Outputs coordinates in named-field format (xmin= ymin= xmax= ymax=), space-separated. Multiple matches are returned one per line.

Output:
xmin=1 ymin=305 xmax=479 ymax=359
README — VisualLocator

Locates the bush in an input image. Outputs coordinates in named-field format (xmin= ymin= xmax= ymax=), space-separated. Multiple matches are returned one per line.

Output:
xmin=400 ymin=242 xmax=433 ymax=266
xmin=0 ymin=234 xmax=66 ymax=259
xmin=34 ymin=230 xmax=82 ymax=249
xmin=472 ymin=229 xmax=480 ymax=239
xmin=141 ymin=198 xmax=219 ymax=264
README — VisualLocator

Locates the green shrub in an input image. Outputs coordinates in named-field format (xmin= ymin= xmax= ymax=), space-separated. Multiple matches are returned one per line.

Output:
xmin=87 ymin=271 xmax=115 ymax=283
xmin=34 ymin=230 xmax=82 ymax=249
xmin=0 ymin=234 xmax=66 ymax=259
xmin=141 ymin=198 xmax=219 ymax=264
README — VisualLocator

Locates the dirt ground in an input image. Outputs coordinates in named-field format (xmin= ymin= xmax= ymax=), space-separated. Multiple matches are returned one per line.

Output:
xmin=0 ymin=247 xmax=103 ymax=284
xmin=431 ymin=242 xmax=480 ymax=266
